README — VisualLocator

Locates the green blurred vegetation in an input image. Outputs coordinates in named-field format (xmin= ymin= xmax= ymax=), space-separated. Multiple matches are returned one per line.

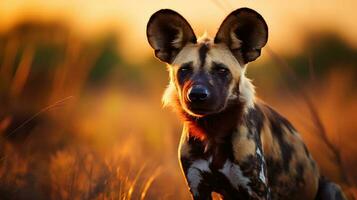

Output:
xmin=249 ymin=33 xmax=357 ymax=92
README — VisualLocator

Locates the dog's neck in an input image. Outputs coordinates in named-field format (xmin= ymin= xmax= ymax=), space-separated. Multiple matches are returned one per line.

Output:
xmin=180 ymin=100 xmax=245 ymax=142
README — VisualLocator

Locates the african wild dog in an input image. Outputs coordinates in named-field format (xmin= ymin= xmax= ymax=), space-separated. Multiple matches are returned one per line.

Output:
xmin=146 ymin=8 xmax=347 ymax=200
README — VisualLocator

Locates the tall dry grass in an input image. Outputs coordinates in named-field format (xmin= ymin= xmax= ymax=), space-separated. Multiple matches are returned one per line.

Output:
xmin=0 ymin=20 xmax=356 ymax=200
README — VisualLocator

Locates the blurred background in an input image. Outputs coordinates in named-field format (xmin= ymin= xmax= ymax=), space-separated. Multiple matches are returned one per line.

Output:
xmin=0 ymin=0 xmax=356 ymax=199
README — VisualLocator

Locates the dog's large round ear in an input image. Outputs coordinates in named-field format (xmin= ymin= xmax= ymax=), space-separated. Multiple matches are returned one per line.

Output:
xmin=214 ymin=8 xmax=268 ymax=64
xmin=146 ymin=9 xmax=197 ymax=64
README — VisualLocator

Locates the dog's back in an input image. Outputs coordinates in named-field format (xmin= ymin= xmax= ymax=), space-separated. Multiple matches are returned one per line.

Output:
xmin=257 ymin=103 xmax=346 ymax=200
xmin=254 ymin=102 xmax=319 ymax=199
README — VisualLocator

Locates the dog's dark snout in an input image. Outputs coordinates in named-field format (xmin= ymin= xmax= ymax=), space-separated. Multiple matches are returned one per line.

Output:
xmin=187 ymin=85 xmax=210 ymax=102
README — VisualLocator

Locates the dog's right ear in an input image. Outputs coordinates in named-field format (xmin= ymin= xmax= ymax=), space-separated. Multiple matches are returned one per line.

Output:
xmin=146 ymin=9 xmax=197 ymax=64
xmin=214 ymin=8 xmax=268 ymax=64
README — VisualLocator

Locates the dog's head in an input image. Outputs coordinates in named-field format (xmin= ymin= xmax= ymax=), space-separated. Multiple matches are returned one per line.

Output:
xmin=146 ymin=8 xmax=268 ymax=117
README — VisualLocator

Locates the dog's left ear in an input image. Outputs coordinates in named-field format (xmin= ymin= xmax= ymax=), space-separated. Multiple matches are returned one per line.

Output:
xmin=147 ymin=9 xmax=197 ymax=64
xmin=215 ymin=8 xmax=268 ymax=64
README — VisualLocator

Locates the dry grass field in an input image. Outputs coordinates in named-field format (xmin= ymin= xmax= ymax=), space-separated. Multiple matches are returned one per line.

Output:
xmin=0 ymin=1 xmax=357 ymax=199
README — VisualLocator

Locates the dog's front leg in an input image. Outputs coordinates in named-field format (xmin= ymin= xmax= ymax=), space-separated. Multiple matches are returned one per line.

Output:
xmin=180 ymin=157 xmax=213 ymax=200
xmin=233 ymin=146 xmax=271 ymax=200
xmin=179 ymin=128 xmax=213 ymax=199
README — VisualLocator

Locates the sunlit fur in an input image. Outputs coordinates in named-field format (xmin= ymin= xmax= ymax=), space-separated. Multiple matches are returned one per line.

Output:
xmin=149 ymin=8 xmax=347 ymax=200
xmin=162 ymin=35 xmax=255 ymax=114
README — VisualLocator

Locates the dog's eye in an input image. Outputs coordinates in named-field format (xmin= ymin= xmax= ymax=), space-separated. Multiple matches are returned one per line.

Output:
xmin=178 ymin=63 xmax=193 ymax=73
xmin=213 ymin=63 xmax=229 ymax=75
xmin=217 ymin=67 xmax=228 ymax=74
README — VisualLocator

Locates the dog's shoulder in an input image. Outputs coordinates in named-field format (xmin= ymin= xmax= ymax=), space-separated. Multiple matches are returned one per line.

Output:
xmin=233 ymin=101 xmax=296 ymax=162
xmin=249 ymin=101 xmax=320 ymax=199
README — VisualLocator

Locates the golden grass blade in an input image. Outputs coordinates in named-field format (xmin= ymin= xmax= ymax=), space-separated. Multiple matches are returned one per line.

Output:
xmin=10 ymin=46 xmax=34 ymax=97
xmin=127 ymin=163 xmax=146 ymax=200
xmin=140 ymin=166 xmax=161 ymax=200
xmin=6 ymin=96 xmax=74 ymax=137
xmin=0 ymin=38 xmax=19 ymax=81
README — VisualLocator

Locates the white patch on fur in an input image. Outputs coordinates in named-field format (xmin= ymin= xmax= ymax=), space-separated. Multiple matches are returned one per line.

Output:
xmin=208 ymin=156 xmax=213 ymax=163
xmin=219 ymin=160 xmax=252 ymax=193
xmin=162 ymin=81 xmax=176 ymax=107
xmin=239 ymin=67 xmax=256 ymax=111
xmin=256 ymin=148 xmax=267 ymax=184
xmin=187 ymin=159 xmax=211 ymax=196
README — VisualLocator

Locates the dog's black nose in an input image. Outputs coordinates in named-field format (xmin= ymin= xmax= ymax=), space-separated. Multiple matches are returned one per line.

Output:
xmin=187 ymin=85 xmax=210 ymax=102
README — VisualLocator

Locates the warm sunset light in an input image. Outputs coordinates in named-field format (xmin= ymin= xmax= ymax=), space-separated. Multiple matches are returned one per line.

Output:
xmin=1 ymin=0 xmax=357 ymax=62
xmin=0 ymin=0 xmax=356 ymax=199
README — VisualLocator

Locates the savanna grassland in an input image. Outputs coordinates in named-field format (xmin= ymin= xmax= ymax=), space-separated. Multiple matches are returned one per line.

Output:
xmin=0 ymin=19 xmax=357 ymax=200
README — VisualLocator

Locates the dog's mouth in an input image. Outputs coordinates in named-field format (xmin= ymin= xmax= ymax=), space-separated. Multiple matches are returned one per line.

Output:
xmin=184 ymin=102 xmax=223 ymax=116
xmin=188 ymin=107 xmax=213 ymax=115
